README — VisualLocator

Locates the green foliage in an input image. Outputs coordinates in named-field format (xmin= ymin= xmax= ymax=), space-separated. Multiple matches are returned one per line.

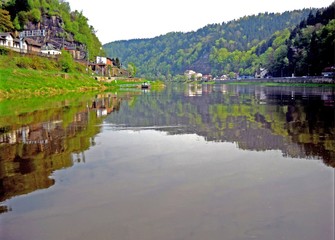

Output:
xmin=15 ymin=55 xmax=33 ymax=68
xmin=104 ymin=9 xmax=314 ymax=79
xmin=0 ymin=8 xmax=14 ymax=31
xmin=18 ymin=55 xmax=57 ymax=70
xmin=17 ymin=10 xmax=28 ymax=26
xmin=0 ymin=53 xmax=105 ymax=99
xmin=2 ymin=0 xmax=103 ymax=61
xmin=127 ymin=62 xmax=137 ymax=77
xmin=0 ymin=46 xmax=9 ymax=55
xmin=28 ymin=8 xmax=41 ymax=23
xmin=58 ymin=50 xmax=75 ymax=73
xmin=211 ymin=4 xmax=335 ymax=78
xmin=275 ymin=2 xmax=335 ymax=76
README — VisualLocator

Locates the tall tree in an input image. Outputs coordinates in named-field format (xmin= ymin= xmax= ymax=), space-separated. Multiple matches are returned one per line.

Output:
xmin=0 ymin=9 xmax=14 ymax=32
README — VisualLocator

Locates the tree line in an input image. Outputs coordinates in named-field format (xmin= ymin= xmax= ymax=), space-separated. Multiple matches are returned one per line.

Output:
xmin=104 ymin=4 xmax=334 ymax=80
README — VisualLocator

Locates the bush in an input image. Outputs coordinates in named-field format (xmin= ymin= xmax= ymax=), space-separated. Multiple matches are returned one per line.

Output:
xmin=18 ymin=11 xmax=29 ymax=27
xmin=14 ymin=56 xmax=55 ymax=70
xmin=16 ymin=57 xmax=33 ymax=68
xmin=28 ymin=9 xmax=41 ymax=23
xmin=0 ymin=47 xmax=9 ymax=55
xmin=58 ymin=50 xmax=75 ymax=73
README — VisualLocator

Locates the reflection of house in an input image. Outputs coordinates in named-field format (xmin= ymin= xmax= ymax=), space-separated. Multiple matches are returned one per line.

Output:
xmin=91 ymin=94 xmax=121 ymax=117
xmin=187 ymin=84 xmax=203 ymax=96
xmin=0 ymin=94 xmax=125 ymax=210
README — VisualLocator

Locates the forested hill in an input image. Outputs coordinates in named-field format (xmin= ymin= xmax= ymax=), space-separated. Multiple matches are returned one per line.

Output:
xmin=103 ymin=7 xmax=325 ymax=79
xmin=0 ymin=0 xmax=103 ymax=59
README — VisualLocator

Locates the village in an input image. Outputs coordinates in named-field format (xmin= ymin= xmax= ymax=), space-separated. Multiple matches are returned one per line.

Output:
xmin=0 ymin=30 xmax=129 ymax=78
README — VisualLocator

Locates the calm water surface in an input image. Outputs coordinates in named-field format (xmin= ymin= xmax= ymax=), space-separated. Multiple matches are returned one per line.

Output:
xmin=0 ymin=84 xmax=334 ymax=240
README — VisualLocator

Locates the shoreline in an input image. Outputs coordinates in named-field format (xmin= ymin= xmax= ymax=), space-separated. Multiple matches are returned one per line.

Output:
xmin=0 ymin=68 xmax=164 ymax=100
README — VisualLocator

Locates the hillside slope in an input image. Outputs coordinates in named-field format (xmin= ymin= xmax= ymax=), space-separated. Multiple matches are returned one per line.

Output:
xmin=0 ymin=0 xmax=103 ymax=60
xmin=104 ymin=9 xmax=315 ymax=79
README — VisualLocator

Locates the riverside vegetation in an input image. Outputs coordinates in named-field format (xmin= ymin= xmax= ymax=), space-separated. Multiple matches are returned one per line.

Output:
xmin=104 ymin=3 xmax=334 ymax=80
xmin=0 ymin=48 xmax=163 ymax=99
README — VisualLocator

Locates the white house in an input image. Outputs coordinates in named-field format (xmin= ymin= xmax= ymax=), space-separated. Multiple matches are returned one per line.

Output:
xmin=0 ymin=32 xmax=14 ymax=48
xmin=184 ymin=70 xmax=196 ymax=79
xmin=184 ymin=70 xmax=203 ymax=80
xmin=41 ymin=45 xmax=61 ymax=55
xmin=0 ymin=32 xmax=31 ymax=53
xmin=195 ymin=73 xmax=203 ymax=80
xmin=96 ymin=56 xmax=107 ymax=64
xmin=42 ymin=49 xmax=61 ymax=55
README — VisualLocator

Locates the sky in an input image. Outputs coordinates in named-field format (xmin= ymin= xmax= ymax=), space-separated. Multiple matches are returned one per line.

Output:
xmin=66 ymin=0 xmax=334 ymax=44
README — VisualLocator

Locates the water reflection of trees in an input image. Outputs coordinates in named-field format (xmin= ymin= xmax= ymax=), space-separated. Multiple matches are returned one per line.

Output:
xmin=0 ymin=94 xmax=123 ymax=214
xmin=106 ymin=84 xmax=335 ymax=168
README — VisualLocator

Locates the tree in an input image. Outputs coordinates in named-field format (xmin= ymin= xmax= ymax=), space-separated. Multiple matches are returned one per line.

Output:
xmin=58 ymin=50 xmax=75 ymax=73
xmin=0 ymin=9 xmax=14 ymax=32
xmin=115 ymin=58 xmax=121 ymax=68
xmin=28 ymin=8 xmax=41 ymax=23
xmin=127 ymin=62 xmax=137 ymax=77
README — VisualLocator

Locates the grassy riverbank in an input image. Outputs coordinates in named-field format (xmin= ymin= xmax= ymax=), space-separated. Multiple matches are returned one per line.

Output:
xmin=0 ymin=67 xmax=106 ymax=98
xmin=0 ymin=50 xmax=164 ymax=99
xmin=0 ymin=49 xmax=103 ymax=99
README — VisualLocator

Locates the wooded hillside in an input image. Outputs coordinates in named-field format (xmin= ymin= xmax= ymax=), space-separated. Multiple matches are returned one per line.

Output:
xmin=104 ymin=5 xmax=334 ymax=79
xmin=0 ymin=0 xmax=103 ymax=60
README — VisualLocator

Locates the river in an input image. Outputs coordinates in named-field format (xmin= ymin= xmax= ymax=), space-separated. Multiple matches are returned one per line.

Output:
xmin=0 ymin=83 xmax=334 ymax=240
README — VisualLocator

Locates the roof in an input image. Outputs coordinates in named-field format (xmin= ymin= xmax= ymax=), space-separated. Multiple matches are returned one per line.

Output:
xmin=24 ymin=38 xmax=42 ymax=47
xmin=0 ymin=32 xmax=14 ymax=39
xmin=41 ymin=43 xmax=59 ymax=51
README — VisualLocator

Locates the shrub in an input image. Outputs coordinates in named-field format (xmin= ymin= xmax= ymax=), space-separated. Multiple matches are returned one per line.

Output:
xmin=16 ymin=57 xmax=33 ymax=68
xmin=0 ymin=47 xmax=9 ymax=55
xmin=58 ymin=50 xmax=75 ymax=73
xmin=28 ymin=9 xmax=41 ymax=23
xmin=18 ymin=11 xmax=29 ymax=27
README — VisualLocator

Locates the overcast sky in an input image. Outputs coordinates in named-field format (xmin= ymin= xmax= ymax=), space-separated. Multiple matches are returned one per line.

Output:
xmin=66 ymin=0 xmax=334 ymax=44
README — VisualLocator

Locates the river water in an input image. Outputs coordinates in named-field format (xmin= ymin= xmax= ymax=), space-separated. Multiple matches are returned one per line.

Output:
xmin=0 ymin=83 xmax=334 ymax=240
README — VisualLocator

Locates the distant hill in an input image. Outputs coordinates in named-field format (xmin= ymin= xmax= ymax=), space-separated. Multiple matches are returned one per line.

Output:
xmin=103 ymin=8 xmax=327 ymax=79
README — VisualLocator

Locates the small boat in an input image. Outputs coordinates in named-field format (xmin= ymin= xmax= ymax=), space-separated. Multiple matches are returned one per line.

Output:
xmin=141 ymin=82 xmax=150 ymax=89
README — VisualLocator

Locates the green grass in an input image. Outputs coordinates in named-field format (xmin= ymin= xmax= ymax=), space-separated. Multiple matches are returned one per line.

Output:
xmin=0 ymin=51 xmax=165 ymax=99
xmin=0 ymin=67 xmax=104 ymax=98
xmin=0 ymin=52 xmax=108 ymax=99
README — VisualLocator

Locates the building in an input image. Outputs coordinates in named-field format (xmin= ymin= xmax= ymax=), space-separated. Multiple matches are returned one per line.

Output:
xmin=202 ymin=74 xmax=213 ymax=82
xmin=25 ymin=38 xmax=42 ymax=53
xmin=0 ymin=32 xmax=14 ymax=48
xmin=64 ymin=46 xmax=81 ymax=59
xmin=184 ymin=70 xmax=203 ymax=80
xmin=41 ymin=44 xmax=62 ymax=55
xmin=322 ymin=66 xmax=335 ymax=78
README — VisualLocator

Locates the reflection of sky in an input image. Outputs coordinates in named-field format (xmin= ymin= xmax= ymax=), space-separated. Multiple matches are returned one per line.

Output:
xmin=2 ymin=127 xmax=333 ymax=240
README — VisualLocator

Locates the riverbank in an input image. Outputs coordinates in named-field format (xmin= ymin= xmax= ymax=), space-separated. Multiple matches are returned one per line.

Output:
xmin=0 ymin=67 xmax=106 ymax=99
xmin=0 ymin=68 xmax=164 ymax=99
xmin=217 ymin=77 xmax=335 ymax=86
xmin=0 ymin=51 xmax=164 ymax=99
